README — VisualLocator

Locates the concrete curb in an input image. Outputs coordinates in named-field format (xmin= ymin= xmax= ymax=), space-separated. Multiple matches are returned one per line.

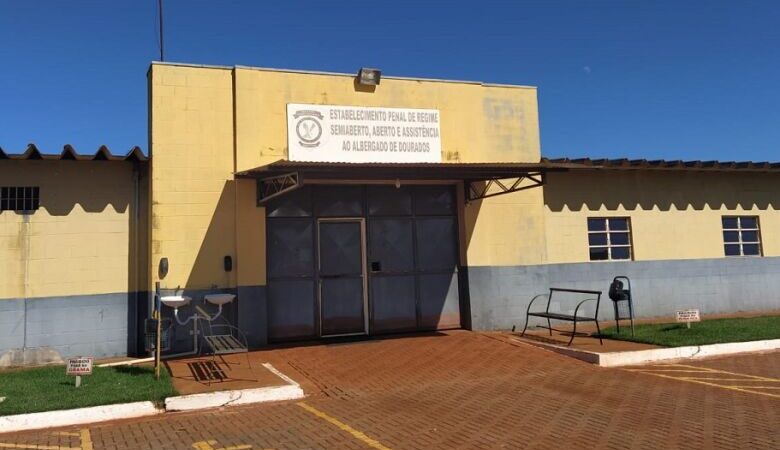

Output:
xmin=165 ymin=384 xmax=305 ymax=411
xmin=164 ymin=363 xmax=306 ymax=412
xmin=0 ymin=401 xmax=162 ymax=434
xmin=513 ymin=337 xmax=780 ymax=367
xmin=0 ymin=363 xmax=305 ymax=434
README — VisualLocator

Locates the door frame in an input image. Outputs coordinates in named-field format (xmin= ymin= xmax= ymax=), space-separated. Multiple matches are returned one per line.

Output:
xmin=316 ymin=217 xmax=369 ymax=337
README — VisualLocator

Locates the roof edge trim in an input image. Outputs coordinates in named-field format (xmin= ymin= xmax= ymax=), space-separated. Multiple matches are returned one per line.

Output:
xmin=150 ymin=61 xmax=536 ymax=89
xmin=0 ymin=145 xmax=148 ymax=162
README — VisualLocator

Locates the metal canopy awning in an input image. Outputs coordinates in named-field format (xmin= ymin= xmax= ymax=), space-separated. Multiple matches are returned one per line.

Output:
xmin=235 ymin=160 xmax=574 ymax=204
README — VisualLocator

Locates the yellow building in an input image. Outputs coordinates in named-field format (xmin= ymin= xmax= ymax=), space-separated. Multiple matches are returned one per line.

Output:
xmin=147 ymin=62 xmax=780 ymax=346
xmin=2 ymin=61 xmax=778 ymax=365
xmin=148 ymin=62 xmax=551 ymax=347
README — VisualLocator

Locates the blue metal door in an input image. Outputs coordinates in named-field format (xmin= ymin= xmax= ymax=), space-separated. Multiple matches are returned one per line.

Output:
xmin=367 ymin=185 xmax=461 ymax=332
xmin=317 ymin=219 xmax=368 ymax=336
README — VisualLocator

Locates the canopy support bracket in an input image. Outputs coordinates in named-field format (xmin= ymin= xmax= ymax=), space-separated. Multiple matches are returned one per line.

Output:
xmin=466 ymin=172 xmax=545 ymax=202
xmin=256 ymin=172 xmax=301 ymax=205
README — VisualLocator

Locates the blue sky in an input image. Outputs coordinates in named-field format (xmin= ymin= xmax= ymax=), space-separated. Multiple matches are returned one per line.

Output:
xmin=1 ymin=1 xmax=778 ymax=160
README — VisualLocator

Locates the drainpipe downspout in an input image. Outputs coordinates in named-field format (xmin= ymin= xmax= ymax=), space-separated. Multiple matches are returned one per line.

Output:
xmin=132 ymin=161 xmax=141 ymax=355
xmin=21 ymin=214 xmax=31 ymax=351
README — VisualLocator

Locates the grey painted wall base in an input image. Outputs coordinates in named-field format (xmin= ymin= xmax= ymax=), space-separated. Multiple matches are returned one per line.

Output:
xmin=10 ymin=254 xmax=777 ymax=365
xmin=0 ymin=347 xmax=64 ymax=368
xmin=468 ymin=257 xmax=780 ymax=331
xmin=0 ymin=293 xmax=132 ymax=367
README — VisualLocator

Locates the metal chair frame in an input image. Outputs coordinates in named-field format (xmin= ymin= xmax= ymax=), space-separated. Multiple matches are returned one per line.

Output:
xmin=196 ymin=310 xmax=251 ymax=384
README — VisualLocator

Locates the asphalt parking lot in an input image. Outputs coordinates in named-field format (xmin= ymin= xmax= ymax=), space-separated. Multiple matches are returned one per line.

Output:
xmin=1 ymin=331 xmax=778 ymax=450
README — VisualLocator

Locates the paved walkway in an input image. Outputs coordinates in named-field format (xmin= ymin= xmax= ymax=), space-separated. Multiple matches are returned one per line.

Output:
xmin=1 ymin=331 xmax=778 ymax=449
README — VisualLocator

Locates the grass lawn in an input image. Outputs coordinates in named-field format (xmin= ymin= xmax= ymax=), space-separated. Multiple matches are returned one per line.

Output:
xmin=0 ymin=364 xmax=177 ymax=416
xmin=601 ymin=315 xmax=780 ymax=347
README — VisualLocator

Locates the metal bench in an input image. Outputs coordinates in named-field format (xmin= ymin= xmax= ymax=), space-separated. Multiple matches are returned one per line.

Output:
xmin=520 ymin=288 xmax=603 ymax=346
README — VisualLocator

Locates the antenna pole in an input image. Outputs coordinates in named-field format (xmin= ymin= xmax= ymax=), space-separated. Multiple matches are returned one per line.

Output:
xmin=158 ymin=0 xmax=164 ymax=61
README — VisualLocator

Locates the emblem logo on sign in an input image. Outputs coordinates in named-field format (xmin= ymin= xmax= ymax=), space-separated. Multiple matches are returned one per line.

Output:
xmin=293 ymin=110 xmax=324 ymax=148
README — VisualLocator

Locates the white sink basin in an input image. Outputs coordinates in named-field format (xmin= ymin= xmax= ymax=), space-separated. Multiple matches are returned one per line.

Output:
xmin=204 ymin=293 xmax=236 ymax=306
xmin=160 ymin=295 xmax=192 ymax=309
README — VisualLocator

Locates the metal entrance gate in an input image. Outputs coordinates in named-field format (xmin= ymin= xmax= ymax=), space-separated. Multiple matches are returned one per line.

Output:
xmin=266 ymin=184 xmax=461 ymax=341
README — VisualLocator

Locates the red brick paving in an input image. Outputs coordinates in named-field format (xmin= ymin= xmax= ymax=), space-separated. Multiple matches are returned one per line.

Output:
xmin=1 ymin=331 xmax=778 ymax=449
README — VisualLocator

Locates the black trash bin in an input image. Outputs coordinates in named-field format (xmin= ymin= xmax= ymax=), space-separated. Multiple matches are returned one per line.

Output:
xmin=608 ymin=276 xmax=635 ymax=336
xmin=144 ymin=318 xmax=174 ymax=353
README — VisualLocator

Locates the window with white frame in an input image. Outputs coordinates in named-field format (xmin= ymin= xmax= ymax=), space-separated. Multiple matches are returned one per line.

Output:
xmin=587 ymin=217 xmax=632 ymax=261
xmin=722 ymin=216 xmax=762 ymax=257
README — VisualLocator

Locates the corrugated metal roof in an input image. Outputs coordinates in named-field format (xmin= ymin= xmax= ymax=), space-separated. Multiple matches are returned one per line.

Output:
xmin=235 ymin=160 xmax=572 ymax=181
xmin=541 ymin=157 xmax=780 ymax=172
xmin=0 ymin=144 xmax=147 ymax=162
xmin=238 ymin=158 xmax=780 ymax=178
xmin=241 ymin=160 xmax=575 ymax=170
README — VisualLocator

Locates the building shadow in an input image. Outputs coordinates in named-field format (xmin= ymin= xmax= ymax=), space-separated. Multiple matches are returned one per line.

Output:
xmin=545 ymin=170 xmax=777 ymax=212
xmin=185 ymin=180 xmax=237 ymax=291
xmin=6 ymin=160 xmax=134 ymax=216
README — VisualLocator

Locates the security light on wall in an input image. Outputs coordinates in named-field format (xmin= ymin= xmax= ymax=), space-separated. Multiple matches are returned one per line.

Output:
xmin=357 ymin=67 xmax=381 ymax=86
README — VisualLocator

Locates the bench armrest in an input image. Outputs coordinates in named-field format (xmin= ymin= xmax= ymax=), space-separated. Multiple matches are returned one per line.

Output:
xmin=526 ymin=294 xmax=549 ymax=314
xmin=573 ymin=298 xmax=600 ymax=320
